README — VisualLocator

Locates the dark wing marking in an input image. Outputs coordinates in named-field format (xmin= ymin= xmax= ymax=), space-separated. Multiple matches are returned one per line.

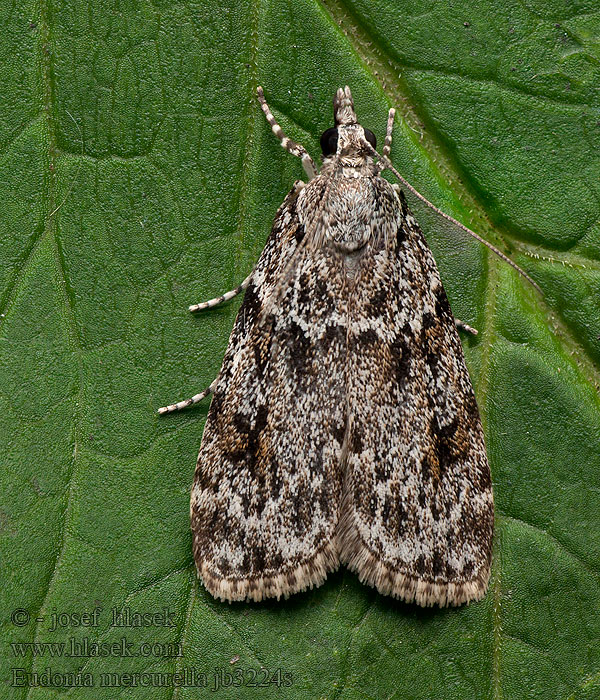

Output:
xmin=191 ymin=185 xmax=347 ymax=601
xmin=339 ymin=189 xmax=494 ymax=607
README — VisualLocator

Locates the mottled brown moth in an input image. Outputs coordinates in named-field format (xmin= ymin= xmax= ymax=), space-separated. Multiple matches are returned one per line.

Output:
xmin=157 ymin=86 xmax=535 ymax=607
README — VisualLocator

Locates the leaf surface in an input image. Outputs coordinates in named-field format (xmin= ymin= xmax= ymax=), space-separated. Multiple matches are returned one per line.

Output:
xmin=1 ymin=1 xmax=599 ymax=698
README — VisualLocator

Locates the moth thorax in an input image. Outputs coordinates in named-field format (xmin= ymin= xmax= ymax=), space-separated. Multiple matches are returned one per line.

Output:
xmin=337 ymin=126 xmax=370 ymax=158
xmin=318 ymin=182 xmax=378 ymax=253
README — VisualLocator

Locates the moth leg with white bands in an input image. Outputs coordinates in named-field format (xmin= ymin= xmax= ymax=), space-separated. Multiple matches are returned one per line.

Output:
xmin=382 ymin=108 xmax=395 ymax=158
xmin=158 ymin=279 xmax=252 ymax=415
xmin=158 ymin=378 xmax=218 ymax=415
xmin=454 ymin=319 xmax=478 ymax=336
xmin=257 ymin=86 xmax=318 ymax=180
xmin=159 ymin=180 xmax=306 ymax=415
xmin=188 ymin=273 xmax=253 ymax=313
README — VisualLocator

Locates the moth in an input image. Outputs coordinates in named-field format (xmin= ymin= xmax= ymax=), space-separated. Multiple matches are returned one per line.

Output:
xmin=159 ymin=86 xmax=512 ymax=607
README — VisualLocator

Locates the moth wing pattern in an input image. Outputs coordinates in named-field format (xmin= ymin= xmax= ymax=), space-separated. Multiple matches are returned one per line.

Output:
xmin=339 ymin=189 xmax=494 ymax=607
xmin=171 ymin=84 xmax=495 ymax=608
xmin=191 ymin=183 xmax=348 ymax=602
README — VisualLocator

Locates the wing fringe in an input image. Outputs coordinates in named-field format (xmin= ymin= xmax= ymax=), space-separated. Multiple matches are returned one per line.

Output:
xmin=195 ymin=540 xmax=340 ymax=603
xmin=338 ymin=502 xmax=491 ymax=607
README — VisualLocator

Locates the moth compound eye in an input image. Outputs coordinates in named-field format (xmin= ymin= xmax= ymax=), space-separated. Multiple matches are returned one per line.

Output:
xmin=320 ymin=127 xmax=338 ymax=156
xmin=364 ymin=129 xmax=377 ymax=150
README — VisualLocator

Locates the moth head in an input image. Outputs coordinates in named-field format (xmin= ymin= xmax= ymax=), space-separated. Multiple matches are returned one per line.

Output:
xmin=320 ymin=86 xmax=377 ymax=161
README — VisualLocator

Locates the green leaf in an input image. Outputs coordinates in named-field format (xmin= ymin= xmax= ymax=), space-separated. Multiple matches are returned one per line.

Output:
xmin=1 ymin=1 xmax=599 ymax=699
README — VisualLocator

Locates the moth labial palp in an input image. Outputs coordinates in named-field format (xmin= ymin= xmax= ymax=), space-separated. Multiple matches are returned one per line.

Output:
xmin=159 ymin=85 xmax=510 ymax=608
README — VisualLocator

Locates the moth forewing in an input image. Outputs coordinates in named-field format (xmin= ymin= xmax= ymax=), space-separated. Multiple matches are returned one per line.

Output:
xmin=160 ymin=85 xmax=494 ymax=607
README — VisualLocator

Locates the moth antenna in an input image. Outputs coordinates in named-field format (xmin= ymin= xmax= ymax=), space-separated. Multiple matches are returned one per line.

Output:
xmin=366 ymin=142 xmax=542 ymax=295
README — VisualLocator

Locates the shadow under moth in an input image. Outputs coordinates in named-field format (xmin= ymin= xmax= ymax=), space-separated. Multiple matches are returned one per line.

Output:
xmin=159 ymin=86 xmax=537 ymax=607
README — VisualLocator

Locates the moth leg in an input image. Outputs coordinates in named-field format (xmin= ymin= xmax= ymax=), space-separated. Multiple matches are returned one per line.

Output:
xmin=158 ymin=377 xmax=218 ymax=415
xmin=257 ymin=86 xmax=318 ymax=180
xmin=382 ymin=108 xmax=395 ymax=157
xmin=455 ymin=318 xmax=478 ymax=335
xmin=189 ymin=180 xmax=306 ymax=314
xmin=188 ymin=273 xmax=252 ymax=313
